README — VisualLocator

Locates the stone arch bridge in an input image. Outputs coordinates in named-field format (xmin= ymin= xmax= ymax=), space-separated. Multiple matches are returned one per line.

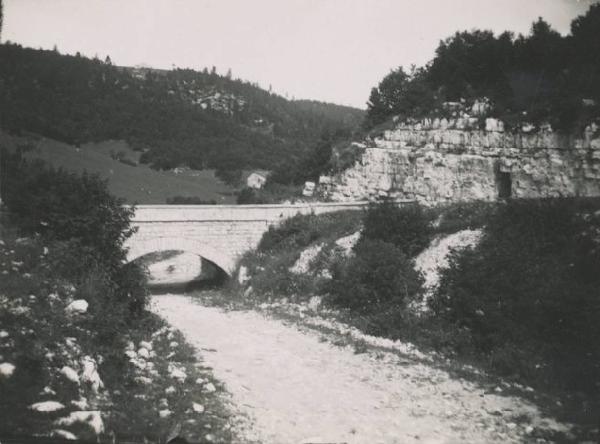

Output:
xmin=125 ymin=202 xmax=379 ymax=275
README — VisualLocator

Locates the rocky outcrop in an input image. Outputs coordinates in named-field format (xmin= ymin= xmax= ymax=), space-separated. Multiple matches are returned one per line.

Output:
xmin=319 ymin=118 xmax=600 ymax=205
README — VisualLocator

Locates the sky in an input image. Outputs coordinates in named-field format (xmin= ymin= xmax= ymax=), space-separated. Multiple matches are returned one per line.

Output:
xmin=3 ymin=0 xmax=597 ymax=108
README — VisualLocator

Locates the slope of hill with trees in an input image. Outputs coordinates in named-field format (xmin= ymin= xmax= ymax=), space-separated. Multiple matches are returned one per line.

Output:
xmin=0 ymin=43 xmax=363 ymax=181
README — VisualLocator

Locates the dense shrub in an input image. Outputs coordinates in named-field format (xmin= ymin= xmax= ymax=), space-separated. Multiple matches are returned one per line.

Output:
xmin=327 ymin=239 xmax=423 ymax=315
xmin=236 ymin=187 xmax=264 ymax=204
xmin=430 ymin=200 xmax=496 ymax=234
xmin=431 ymin=198 xmax=600 ymax=390
xmin=361 ymin=201 xmax=433 ymax=256
xmin=1 ymin=150 xmax=148 ymax=316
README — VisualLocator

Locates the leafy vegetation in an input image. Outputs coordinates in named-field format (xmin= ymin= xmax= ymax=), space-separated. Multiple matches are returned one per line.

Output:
xmin=0 ymin=43 xmax=363 ymax=181
xmin=430 ymin=198 xmax=600 ymax=393
xmin=328 ymin=239 xmax=423 ymax=315
xmin=1 ymin=148 xmax=147 ymax=315
xmin=361 ymin=200 xmax=433 ymax=257
xmin=0 ymin=152 xmax=237 ymax=441
xmin=366 ymin=5 xmax=600 ymax=131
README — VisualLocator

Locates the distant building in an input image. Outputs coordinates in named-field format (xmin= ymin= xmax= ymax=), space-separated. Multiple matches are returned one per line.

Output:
xmin=302 ymin=181 xmax=316 ymax=197
xmin=246 ymin=170 xmax=269 ymax=189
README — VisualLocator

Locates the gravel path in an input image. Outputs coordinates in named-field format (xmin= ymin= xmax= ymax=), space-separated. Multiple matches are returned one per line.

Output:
xmin=151 ymin=294 xmax=569 ymax=444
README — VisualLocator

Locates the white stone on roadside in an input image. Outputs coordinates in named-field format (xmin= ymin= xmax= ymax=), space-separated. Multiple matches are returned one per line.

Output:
xmin=0 ymin=330 xmax=9 ymax=339
xmin=55 ymin=411 xmax=104 ymax=435
xmin=0 ymin=362 xmax=16 ymax=377
xmin=203 ymin=382 xmax=216 ymax=393
xmin=65 ymin=299 xmax=88 ymax=314
xmin=137 ymin=347 xmax=150 ymax=359
xmin=159 ymin=409 xmax=172 ymax=418
xmin=71 ymin=398 xmax=89 ymax=410
xmin=60 ymin=366 xmax=80 ymax=384
xmin=192 ymin=402 xmax=205 ymax=413
xmin=125 ymin=350 xmax=137 ymax=359
xmin=135 ymin=376 xmax=153 ymax=385
xmin=30 ymin=401 xmax=65 ymax=412
xmin=52 ymin=430 xmax=77 ymax=440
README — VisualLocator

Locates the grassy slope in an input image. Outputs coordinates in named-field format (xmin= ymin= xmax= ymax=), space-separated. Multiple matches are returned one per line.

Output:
xmin=5 ymin=134 xmax=237 ymax=204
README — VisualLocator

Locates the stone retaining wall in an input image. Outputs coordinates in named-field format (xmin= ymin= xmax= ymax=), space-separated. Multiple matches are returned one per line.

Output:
xmin=319 ymin=119 xmax=600 ymax=205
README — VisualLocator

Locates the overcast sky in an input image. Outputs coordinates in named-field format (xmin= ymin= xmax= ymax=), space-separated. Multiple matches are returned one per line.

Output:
xmin=3 ymin=0 xmax=597 ymax=108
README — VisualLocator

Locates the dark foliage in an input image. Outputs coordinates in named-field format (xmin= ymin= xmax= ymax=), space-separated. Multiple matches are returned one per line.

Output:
xmin=236 ymin=187 xmax=262 ymax=204
xmin=166 ymin=196 xmax=217 ymax=205
xmin=430 ymin=198 xmax=600 ymax=391
xmin=1 ymin=148 xmax=148 ymax=316
xmin=0 ymin=44 xmax=363 ymax=179
xmin=366 ymin=6 xmax=600 ymax=131
xmin=327 ymin=239 xmax=423 ymax=315
xmin=361 ymin=200 xmax=433 ymax=257
xmin=430 ymin=200 xmax=496 ymax=234
xmin=268 ymin=128 xmax=351 ymax=185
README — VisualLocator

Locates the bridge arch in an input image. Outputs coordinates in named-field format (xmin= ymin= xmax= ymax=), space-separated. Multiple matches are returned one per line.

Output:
xmin=125 ymin=236 xmax=236 ymax=275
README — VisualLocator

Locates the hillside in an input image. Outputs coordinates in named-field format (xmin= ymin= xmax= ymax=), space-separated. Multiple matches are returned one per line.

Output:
xmin=0 ymin=132 xmax=237 ymax=204
xmin=0 ymin=44 xmax=364 ymax=180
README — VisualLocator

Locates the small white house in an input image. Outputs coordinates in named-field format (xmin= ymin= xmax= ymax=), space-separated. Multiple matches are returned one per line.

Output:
xmin=246 ymin=171 xmax=269 ymax=189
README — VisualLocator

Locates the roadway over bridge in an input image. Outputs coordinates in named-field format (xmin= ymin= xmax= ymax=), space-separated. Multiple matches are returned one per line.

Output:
xmin=125 ymin=201 xmax=382 ymax=275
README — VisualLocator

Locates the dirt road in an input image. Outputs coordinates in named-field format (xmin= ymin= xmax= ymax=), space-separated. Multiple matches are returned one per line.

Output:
xmin=151 ymin=294 xmax=569 ymax=444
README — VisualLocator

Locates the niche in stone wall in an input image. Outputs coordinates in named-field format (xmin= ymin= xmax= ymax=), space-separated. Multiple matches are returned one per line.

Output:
xmin=495 ymin=169 xmax=512 ymax=199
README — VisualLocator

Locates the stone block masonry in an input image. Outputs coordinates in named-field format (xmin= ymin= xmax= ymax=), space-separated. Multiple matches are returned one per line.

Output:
xmin=124 ymin=202 xmax=394 ymax=274
xmin=319 ymin=118 xmax=600 ymax=205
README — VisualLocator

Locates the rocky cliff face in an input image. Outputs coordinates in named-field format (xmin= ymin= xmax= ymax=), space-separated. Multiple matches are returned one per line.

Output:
xmin=319 ymin=117 xmax=600 ymax=205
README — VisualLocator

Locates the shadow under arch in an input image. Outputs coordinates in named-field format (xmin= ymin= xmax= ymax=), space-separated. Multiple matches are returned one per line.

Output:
xmin=125 ymin=236 xmax=236 ymax=276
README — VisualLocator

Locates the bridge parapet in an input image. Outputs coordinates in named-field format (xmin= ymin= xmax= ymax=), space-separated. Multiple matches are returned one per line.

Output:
xmin=127 ymin=201 xmax=388 ymax=222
